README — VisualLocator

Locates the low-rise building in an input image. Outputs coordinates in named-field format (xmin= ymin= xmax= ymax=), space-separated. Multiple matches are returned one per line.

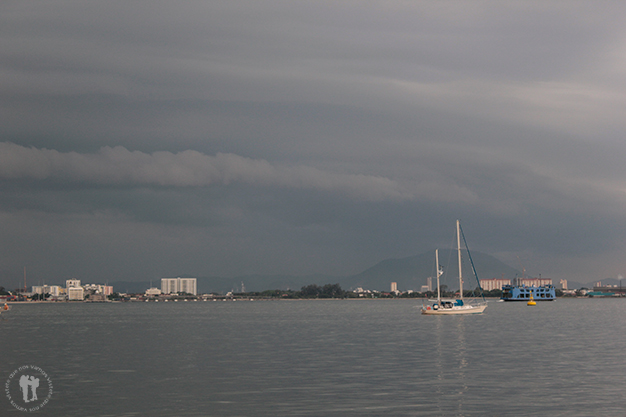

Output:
xmin=593 ymin=285 xmax=626 ymax=295
xmin=145 ymin=287 xmax=162 ymax=296
xmin=87 ymin=293 xmax=106 ymax=302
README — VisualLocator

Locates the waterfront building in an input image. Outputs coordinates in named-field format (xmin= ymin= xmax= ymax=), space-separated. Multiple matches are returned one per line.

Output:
xmin=593 ymin=284 xmax=626 ymax=295
xmin=560 ymin=279 xmax=568 ymax=290
xmin=426 ymin=277 xmax=432 ymax=292
xmin=145 ymin=287 xmax=162 ymax=296
xmin=161 ymin=278 xmax=197 ymax=295
xmin=83 ymin=284 xmax=113 ymax=295
xmin=391 ymin=282 xmax=398 ymax=293
xmin=47 ymin=286 xmax=62 ymax=296
xmin=66 ymin=279 xmax=81 ymax=289
xmin=68 ymin=287 xmax=84 ymax=300
xmin=479 ymin=278 xmax=511 ymax=291
xmin=32 ymin=285 xmax=63 ymax=296
xmin=352 ymin=287 xmax=372 ymax=297
xmin=87 ymin=293 xmax=106 ymax=302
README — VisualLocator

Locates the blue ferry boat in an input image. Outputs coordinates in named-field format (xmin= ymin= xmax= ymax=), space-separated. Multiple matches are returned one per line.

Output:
xmin=501 ymin=284 xmax=556 ymax=301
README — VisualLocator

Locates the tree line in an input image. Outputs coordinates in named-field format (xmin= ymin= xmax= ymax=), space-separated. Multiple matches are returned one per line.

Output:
xmin=244 ymin=283 xmax=349 ymax=299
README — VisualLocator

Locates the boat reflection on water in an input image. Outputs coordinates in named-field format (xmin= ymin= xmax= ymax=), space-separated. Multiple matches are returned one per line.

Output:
xmin=431 ymin=315 xmax=469 ymax=414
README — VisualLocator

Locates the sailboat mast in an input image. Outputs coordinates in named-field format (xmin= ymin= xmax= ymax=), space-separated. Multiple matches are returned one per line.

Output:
xmin=436 ymin=249 xmax=441 ymax=303
xmin=457 ymin=220 xmax=463 ymax=300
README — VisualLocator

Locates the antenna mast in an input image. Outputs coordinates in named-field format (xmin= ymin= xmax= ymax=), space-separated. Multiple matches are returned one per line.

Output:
xmin=457 ymin=220 xmax=463 ymax=300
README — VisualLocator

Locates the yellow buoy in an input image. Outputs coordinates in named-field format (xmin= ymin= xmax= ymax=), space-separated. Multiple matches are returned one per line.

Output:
xmin=527 ymin=292 xmax=536 ymax=306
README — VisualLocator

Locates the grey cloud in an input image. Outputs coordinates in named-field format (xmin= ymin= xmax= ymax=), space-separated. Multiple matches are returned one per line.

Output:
xmin=0 ymin=142 xmax=410 ymax=201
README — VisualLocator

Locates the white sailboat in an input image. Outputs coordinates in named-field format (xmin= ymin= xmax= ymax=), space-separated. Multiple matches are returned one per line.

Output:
xmin=421 ymin=220 xmax=487 ymax=315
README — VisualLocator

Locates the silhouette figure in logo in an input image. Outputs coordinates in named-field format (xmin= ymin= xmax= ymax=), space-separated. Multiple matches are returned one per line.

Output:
xmin=19 ymin=375 xmax=29 ymax=403
xmin=29 ymin=376 xmax=39 ymax=401
xmin=18 ymin=374 xmax=40 ymax=403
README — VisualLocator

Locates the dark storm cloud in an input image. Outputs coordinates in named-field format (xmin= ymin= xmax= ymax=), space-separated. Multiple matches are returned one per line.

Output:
xmin=2 ymin=1 xmax=626 ymax=284
xmin=0 ymin=142 xmax=410 ymax=201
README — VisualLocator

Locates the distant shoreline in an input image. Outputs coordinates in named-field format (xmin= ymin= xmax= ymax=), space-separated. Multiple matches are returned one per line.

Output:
xmin=5 ymin=296 xmax=609 ymax=306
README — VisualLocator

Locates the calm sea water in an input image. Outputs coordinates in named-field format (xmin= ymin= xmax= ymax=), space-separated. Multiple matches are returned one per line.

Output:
xmin=2 ymin=299 xmax=626 ymax=416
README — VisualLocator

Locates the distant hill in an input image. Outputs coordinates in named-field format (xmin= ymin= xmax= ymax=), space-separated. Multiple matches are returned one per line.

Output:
xmin=340 ymin=249 xmax=521 ymax=292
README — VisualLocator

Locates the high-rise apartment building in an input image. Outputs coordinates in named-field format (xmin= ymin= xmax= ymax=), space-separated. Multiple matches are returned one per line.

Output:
xmin=479 ymin=278 xmax=511 ymax=291
xmin=161 ymin=278 xmax=197 ymax=295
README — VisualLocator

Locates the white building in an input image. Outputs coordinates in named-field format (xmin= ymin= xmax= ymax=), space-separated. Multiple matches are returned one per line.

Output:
xmin=518 ymin=278 xmax=552 ymax=287
xmin=32 ymin=285 xmax=63 ymax=296
xmin=479 ymin=278 xmax=512 ymax=291
xmin=390 ymin=282 xmax=398 ymax=293
xmin=161 ymin=278 xmax=197 ymax=295
xmin=83 ymin=284 xmax=113 ymax=295
xmin=66 ymin=279 xmax=81 ymax=289
xmin=352 ymin=287 xmax=372 ymax=297
xmin=145 ymin=287 xmax=162 ymax=296
xmin=68 ymin=287 xmax=84 ymax=300
xmin=560 ymin=279 xmax=568 ymax=290
xmin=47 ymin=286 xmax=62 ymax=296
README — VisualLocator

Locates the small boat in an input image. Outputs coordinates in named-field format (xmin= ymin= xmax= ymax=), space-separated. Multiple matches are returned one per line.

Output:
xmin=422 ymin=220 xmax=488 ymax=315
xmin=0 ymin=303 xmax=10 ymax=316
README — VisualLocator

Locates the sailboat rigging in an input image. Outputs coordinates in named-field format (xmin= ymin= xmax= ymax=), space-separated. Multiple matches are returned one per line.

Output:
xmin=421 ymin=220 xmax=487 ymax=315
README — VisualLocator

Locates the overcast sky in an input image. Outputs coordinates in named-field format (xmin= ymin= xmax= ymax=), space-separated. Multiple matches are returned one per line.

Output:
xmin=2 ymin=1 xmax=626 ymax=287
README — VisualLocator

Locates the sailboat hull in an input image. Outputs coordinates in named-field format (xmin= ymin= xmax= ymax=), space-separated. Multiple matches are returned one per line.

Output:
xmin=421 ymin=303 xmax=487 ymax=315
